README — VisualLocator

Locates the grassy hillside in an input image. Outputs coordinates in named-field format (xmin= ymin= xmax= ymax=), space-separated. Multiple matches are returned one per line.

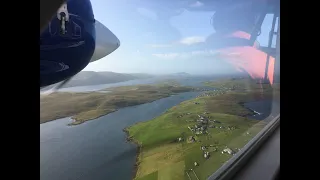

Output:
xmin=126 ymin=78 xmax=279 ymax=180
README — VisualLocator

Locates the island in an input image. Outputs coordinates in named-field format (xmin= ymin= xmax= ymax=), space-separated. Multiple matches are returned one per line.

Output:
xmin=40 ymin=83 xmax=194 ymax=125
xmin=125 ymin=78 xmax=279 ymax=180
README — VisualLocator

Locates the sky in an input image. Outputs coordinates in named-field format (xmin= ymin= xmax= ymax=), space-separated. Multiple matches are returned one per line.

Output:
xmin=84 ymin=0 xmax=278 ymax=75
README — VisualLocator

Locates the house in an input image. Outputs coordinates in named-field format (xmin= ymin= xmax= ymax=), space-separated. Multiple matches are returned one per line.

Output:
xmin=188 ymin=136 xmax=196 ymax=143
xmin=222 ymin=148 xmax=234 ymax=155
xmin=204 ymin=152 xmax=210 ymax=159
xmin=201 ymin=121 xmax=208 ymax=125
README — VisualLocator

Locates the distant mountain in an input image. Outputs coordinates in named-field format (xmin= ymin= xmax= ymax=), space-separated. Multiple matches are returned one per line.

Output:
xmin=160 ymin=72 xmax=191 ymax=78
xmin=41 ymin=71 xmax=154 ymax=90
xmin=172 ymin=72 xmax=191 ymax=76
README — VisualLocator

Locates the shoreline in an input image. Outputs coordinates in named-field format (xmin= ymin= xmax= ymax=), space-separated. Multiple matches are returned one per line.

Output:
xmin=68 ymin=110 xmax=117 ymax=126
xmin=40 ymin=89 xmax=197 ymax=126
xmin=123 ymin=128 xmax=141 ymax=180
xmin=238 ymin=102 xmax=259 ymax=117
xmin=68 ymin=92 xmax=193 ymax=126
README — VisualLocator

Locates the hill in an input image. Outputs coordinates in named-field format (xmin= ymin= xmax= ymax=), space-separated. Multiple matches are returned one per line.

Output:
xmin=159 ymin=72 xmax=191 ymax=78
xmin=40 ymin=84 xmax=194 ymax=125
xmin=41 ymin=71 xmax=154 ymax=90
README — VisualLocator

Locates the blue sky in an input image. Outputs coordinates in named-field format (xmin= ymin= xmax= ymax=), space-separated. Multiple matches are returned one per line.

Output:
xmin=84 ymin=0 xmax=277 ymax=75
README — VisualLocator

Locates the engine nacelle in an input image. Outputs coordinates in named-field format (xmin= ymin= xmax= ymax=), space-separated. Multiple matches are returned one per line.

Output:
xmin=40 ymin=0 xmax=96 ymax=88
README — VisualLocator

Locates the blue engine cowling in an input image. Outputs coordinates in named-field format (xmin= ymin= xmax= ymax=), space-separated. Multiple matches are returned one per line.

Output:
xmin=40 ymin=0 xmax=96 ymax=88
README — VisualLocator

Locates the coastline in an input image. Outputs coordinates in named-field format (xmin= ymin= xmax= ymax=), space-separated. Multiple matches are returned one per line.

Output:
xmin=123 ymin=128 xmax=141 ymax=180
xmin=39 ymin=109 xmax=117 ymax=125
xmin=238 ymin=102 xmax=259 ymax=117
xmin=40 ymin=88 xmax=197 ymax=126
xmin=68 ymin=92 xmax=190 ymax=126
xmin=68 ymin=110 xmax=117 ymax=126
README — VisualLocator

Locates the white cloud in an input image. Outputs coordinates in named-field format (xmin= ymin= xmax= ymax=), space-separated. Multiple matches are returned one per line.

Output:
xmin=136 ymin=8 xmax=157 ymax=20
xmin=178 ymin=36 xmax=206 ymax=45
xmin=147 ymin=44 xmax=173 ymax=48
xmin=148 ymin=36 xmax=206 ymax=48
xmin=147 ymin=36 xmax=206 ymax=48
xmin=152 ymin=50 xmax=219 ymax=59
xmin=152 ymin=53 xmax=181 ymax=59
xmin=189 ymin=1 xmax=204 ymax=8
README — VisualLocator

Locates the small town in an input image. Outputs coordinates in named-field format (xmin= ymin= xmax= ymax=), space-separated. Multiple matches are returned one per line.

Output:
xmin=176 ymin=109 xmax=241 ymax=179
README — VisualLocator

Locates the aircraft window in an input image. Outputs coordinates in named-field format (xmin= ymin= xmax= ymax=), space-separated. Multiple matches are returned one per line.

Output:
xmin=40 ymin=1 xmax=280 ymax=180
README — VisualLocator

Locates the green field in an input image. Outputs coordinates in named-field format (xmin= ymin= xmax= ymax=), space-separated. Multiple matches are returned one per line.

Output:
xmin=127 ymin=78 xmax=278 ymax=180
xmin=40 ymin=84 xmax=194 ymax=125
